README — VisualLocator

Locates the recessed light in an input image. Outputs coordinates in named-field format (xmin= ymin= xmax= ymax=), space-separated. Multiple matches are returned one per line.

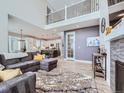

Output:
xmin=118 ymin=13 xmax=124 ymax=17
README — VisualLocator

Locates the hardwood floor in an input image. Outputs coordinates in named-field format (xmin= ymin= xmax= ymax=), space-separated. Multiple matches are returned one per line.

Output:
xmin=54 ymin=58 xmax=112 ymax=93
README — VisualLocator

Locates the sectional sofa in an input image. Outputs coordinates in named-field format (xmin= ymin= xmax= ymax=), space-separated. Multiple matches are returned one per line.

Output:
xmin=0 ymin=52 xmax=40 ymax=73
xmin=0 ymin=72 xmax=36 ymax=93
xmin=0 ymin=52 xmax=58 ymax=73
xmin=0 ymin=52 xmax=58 ymax=93
xmin=41 ymin=49 xmax=60 ymax=58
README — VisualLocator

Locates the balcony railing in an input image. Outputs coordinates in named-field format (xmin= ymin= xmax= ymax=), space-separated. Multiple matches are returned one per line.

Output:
xmin=113 ymin=17 xmax=124 ymax=30
xmin=47 ymin=0 xmax=99 ymax=24
xmin=108 ymin=0 xmax=124 ymax=6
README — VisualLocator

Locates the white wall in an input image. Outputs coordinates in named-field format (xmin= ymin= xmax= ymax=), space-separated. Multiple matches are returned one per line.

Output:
xmin=99 ymin=0 xmax=110 ymax=86
xmin=8 ymin=16 xmax=46 ymax=38
xmin=0 ymin=0 xmax=47 ymax=52
xmin=5 ymin=0 xmax=47 ymax=27
xmin=0 ymin=6 xmax=8 ymax=52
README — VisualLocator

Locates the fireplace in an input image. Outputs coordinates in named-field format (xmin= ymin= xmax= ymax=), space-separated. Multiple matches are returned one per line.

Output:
xmin=116 ymin=60 xmax=124 ymax=93
xmin=110 ymin=38 xmax=124 ymax=92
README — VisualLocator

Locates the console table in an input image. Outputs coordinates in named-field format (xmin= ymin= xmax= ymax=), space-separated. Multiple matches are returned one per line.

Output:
xmin=92 ymin=53 xmax=107 ymax=80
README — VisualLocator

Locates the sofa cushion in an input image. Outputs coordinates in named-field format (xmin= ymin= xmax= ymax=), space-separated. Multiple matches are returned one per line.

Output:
xmin=2 ymin=53 xmax=28 ymax=60
xmin=20 ymin=56 xmax=32 ymax=62
xmin=0 ymin=55 xmax=6 ymax=66
xmin=0 ymin=53 xmax=28 ymax=66
xmin=6 ymin=59 xmax=20 ymax=66
xmin=0 ymin=64 xmax=5 ymax=71
xmin=29 ymin=52 xmax=38 ymax=58
xmin=6 ymin=60 xmax=40 ymax=69
xmin=41 ymin=59 xmax=58 ymax=65
xmin=0 ymin=68 xmax=22 ymax=81
xmin=0 ymin=55 xmax=19 ymax=66
xmin=34 ymin=54 xmax=45 ymax=61
xmin=0 ymin=72 xmax=36 ymax=93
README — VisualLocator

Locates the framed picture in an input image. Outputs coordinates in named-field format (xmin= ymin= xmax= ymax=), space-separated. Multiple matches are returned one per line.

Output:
xmin=87 ymin=37 xmax=100 ymax=47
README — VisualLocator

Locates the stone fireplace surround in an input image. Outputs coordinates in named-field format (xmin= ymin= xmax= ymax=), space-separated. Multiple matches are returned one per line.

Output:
xmin=110 ymin=38 xmax=124 ymax=92
xmin=104 ymin=17 xmax=124 ymax=92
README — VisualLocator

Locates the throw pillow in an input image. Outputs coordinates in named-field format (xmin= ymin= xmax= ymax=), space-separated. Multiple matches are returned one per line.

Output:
xmin=0 ymin=64 xmax=5 ymax=71
xmin=34 ymin=54 xmax=45 ymax=61
xmin=0 ymin=68 xmax=22 ymax=81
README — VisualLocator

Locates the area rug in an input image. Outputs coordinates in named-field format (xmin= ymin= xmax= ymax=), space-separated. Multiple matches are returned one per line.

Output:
xmin=36 ymin=70 xmax=98 ymax=93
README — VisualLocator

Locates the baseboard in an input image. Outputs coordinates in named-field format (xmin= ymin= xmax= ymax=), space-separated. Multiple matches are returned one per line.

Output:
xmin=75 ymin=59 xmax=92 ymax=64
xmin=64 ymin=58 xmax=75 ymax=61
xmin=64 ymin=58 xmax=92 ymax=64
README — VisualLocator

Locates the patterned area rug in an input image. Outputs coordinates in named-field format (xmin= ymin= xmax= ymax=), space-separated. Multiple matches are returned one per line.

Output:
xmin=36 ymin=70 xmax=98 ymax=93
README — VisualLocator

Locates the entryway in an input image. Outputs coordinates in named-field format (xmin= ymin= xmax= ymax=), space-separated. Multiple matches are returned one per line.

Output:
xmin=66 ymin=32 xmax=75 ymax=60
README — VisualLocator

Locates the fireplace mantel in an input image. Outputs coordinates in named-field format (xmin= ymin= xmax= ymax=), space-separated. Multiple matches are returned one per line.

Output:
xmin=105 ymin=17 xmax=124 ymax=41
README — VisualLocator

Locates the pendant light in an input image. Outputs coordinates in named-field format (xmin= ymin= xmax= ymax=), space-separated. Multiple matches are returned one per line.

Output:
xmin=18 ymin=29 xmax=26 ymax=52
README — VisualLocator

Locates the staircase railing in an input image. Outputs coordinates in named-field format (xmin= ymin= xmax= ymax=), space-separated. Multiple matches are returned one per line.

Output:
xmin=113 ymin=17 xmax=124 ymax=30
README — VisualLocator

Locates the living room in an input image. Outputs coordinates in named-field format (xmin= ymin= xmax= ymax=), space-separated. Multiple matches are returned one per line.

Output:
xmin=0 ymin=0 xmax=124 ymax=93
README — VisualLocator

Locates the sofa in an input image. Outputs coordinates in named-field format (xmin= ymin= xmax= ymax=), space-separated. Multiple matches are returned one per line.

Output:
xmin=41 ymin=49 xmax=60 ymax=58
xmin=0 ymin=52 xmax=58 ymax=73
xmin=0 ymin=72 xmax=36 ymax=93
xmin=0 ymin=52 xmax=40 ymax=73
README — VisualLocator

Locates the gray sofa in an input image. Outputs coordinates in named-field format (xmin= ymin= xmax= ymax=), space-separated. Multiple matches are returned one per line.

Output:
xmin=0 ymin=72 xmax=36 ymax=93
xmin=41 ymin=49 xmax=60 ymax=58
xmin=0 ymin=52 xmax=58 ymax=73
xmin=0 ymin=52 xmax=40 ymax=73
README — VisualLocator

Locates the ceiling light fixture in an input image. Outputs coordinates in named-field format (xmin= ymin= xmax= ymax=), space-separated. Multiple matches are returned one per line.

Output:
xmin=18 ymin=29 xmax=26 ymax=52
xmin=118 ymin=13 xmax=124 ymax=17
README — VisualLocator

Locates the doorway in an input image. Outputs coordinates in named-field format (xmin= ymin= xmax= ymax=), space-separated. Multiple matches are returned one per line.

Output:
xmin=66 ymin=32 xmax=75 ymax=60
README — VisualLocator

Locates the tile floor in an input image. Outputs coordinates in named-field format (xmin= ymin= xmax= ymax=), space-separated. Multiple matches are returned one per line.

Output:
xmin=52 ymin=58 xmax=112 ymax=93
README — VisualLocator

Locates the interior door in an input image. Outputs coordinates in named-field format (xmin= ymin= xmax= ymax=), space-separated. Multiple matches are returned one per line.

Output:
xmin=66 ymin=32 xmax=75 ymax=60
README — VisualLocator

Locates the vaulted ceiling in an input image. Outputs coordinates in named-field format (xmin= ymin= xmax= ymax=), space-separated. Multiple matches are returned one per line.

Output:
xmin=8 ymin=15 xmax=61 ymax=40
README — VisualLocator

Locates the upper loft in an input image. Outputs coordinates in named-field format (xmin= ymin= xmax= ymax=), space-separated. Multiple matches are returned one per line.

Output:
xmin=47 ymin=0 xmax=99 ymax=24
xmin=108 ymin=0 xmax=124 ymax=6
xmin=46 ymin=0 xmax=124 ymax=25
